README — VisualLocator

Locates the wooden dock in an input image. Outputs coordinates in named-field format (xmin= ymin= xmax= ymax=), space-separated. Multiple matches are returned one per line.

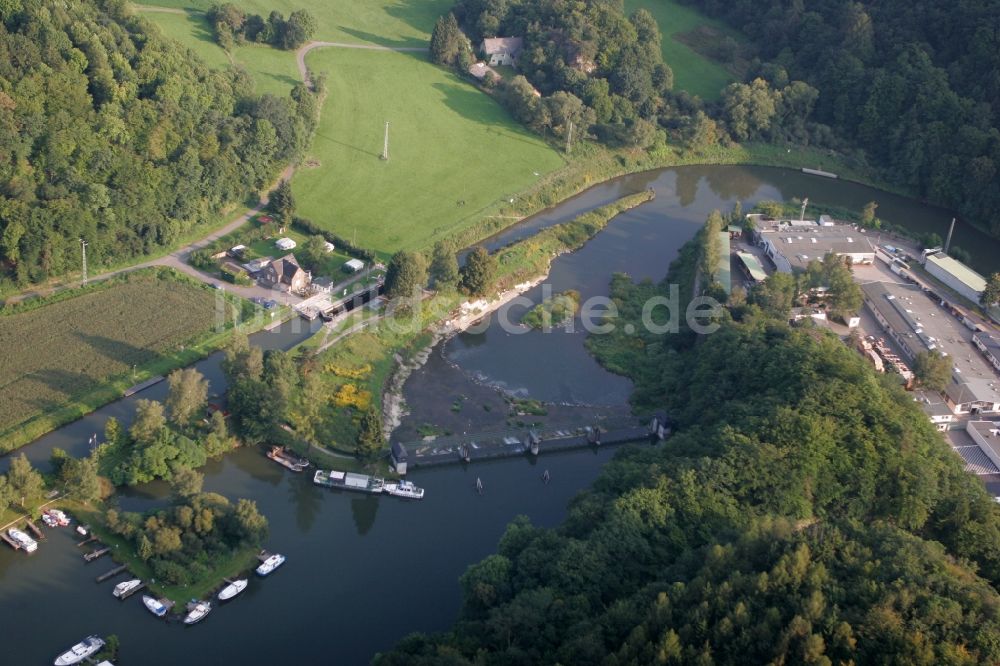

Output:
xmin=24 ymin=520 xmax=44 ymax=539
xmin=95 ymin=564 xmax=128 ymax=583
xmin=256 ymin=549 xmax=273 ymax=562
xmin=83 ymin=546 xmax=110 ymax=562
xmin=1 ymin=532 xmax=20 ymax=551
xmin=76 ymin=535 xmax=97 ymax=547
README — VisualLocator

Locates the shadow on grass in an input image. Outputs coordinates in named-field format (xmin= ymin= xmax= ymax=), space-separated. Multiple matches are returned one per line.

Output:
xmin=430 ymin=81 xmax=554 ymax=150
xmin=335 ymin=26 xmax=431 ymax=56
xmin=313 ymin=130 xmax=381 ymax=159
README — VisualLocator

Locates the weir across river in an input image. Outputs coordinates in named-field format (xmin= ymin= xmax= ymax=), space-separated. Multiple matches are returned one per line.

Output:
xmin=391 ymin=415 xmax=670 ymax=471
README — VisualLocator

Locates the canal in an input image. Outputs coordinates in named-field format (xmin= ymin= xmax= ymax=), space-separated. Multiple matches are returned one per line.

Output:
xmin=2 ymin=164 xmax=993 ymax=665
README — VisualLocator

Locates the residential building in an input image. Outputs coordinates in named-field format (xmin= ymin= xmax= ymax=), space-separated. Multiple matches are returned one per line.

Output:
xmin=924 ymin=252 xmax=986 ymax=303
xmin=914 ymin=390 xmax=955 ymax=431
xmin=480 ymin=37 xmax=523 ymax=66
xmin=468 ymin=62 xmax=499 ymax=81
xmin=262 ymin=254 xmax=310 ymax=293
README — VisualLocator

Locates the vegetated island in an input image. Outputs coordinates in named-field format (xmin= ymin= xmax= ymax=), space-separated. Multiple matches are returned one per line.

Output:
xmin=521 ymin=290 xmax=580 ymax=329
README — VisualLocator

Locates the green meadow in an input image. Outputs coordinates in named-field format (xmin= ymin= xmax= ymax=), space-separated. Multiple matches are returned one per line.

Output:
xmin=137 ymin=0 xmax=453 ymax=47
xmin=294 ymin=48 xmax=564 ymax=254
xmin=137 ymin=7 xmax=301 ymax=97
xmin=624 ymin=0 xmax=738 ymax=100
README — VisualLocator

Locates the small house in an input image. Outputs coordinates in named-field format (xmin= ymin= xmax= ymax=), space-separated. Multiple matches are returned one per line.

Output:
xmin=262 ymin=254 xmax=311 ymax=293
xmin=344 ymin=258 xmax=365 ymax=273
xmin=468 ymin=62 xmax=499 ymax=82
xmin=275 ymin=237 xmax=297 ymax=251
xmin=480 ymin=37 xmax=523 ymax=67
xmin=312 ymin=276 xmax=335 ymax=293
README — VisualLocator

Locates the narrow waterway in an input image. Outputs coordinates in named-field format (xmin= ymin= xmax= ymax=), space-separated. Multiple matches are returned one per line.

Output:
xmin=1 ymin=164 xmax=988 ymax=665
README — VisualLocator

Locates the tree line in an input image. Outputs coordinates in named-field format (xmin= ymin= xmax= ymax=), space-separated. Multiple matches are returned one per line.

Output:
xmin=206 ymin=4 xmax=316 ymax=51
xmin=0 ymin=0 xmax=319 ymax=289
xmin=678 ymin=0 xmax=1000 ymax=241
xmin=375 ymin=221 xmax=1000 ymax=664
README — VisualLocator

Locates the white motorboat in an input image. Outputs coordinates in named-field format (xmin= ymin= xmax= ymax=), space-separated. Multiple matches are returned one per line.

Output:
xmin=142 ymin=595 xmax=167 ymax=617
xmin=383 ymin=479 xmax=425 ymax=500
xmin=46 ymin=509 xmax=70 ymax=526
xmin=255 ymin=553 xmax=286 ymax=576
xmin=8 ymin=527 xmax=38 ymax=553
xmin=217 ymin=578 xmax=248 ymax=601
xmin=41 ymin=513 xmax=58 ymax=528
xmin=54 ymin=635 xmax=104 ymax=665
xmin=183 ymin=601 xmax=212 ymax=625
xmin=112 ymin=579 xmax=142 ymax=598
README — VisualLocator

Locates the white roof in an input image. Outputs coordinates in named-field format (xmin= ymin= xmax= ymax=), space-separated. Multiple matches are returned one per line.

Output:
xmin=323 ymin=242 xmax=335 ymax=252
xmin=276 ymin=238 xmax=297 ymax=250
xmin=344 ymin=258 xmax=365 ymax=270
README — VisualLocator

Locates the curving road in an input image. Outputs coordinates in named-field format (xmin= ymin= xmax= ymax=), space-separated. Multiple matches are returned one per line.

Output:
xmin=4 ymin=32 xmax=427 ymax=305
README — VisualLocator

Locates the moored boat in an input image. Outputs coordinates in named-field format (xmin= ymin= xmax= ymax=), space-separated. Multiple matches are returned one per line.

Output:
xmin=183 ymin=601 xmax=212 ymax=625
xmin=383 ymin=479 xmax=425 ymax=500
xmin=41 ymin=513 xmax=58 ymax=528
xmin=313 ymin=469 xmax=385 ymax=494
xmin=256 ymin=553 xmax=286 ymax=576
xmin=53 ymin=635 xmax=104 ymax=665
xmin=112 ymin=578 xmax=142 ymax=598
xmin=218 ymin=578 xmax=248 ymax=601
xmin=266 ymin=446 xmax=310 ymax=472
xmin=142 ymin=595 xmax=168 ymax=617
xmin=8 ymin=527 xmax=38 ymax=553
xmin=46 ymin=509 xmax=70 ymax=526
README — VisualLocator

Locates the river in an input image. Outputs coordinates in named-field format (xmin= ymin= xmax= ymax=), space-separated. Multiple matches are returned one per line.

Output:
xmin=1 ymin=165 xmax=991 ymax=665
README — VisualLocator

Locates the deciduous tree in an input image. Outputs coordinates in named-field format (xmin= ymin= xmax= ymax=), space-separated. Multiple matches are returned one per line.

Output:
xmin=166 ymin=368 xmax=209 ymax=427
xmin=460 ymin=246 xmax=497 ymax=297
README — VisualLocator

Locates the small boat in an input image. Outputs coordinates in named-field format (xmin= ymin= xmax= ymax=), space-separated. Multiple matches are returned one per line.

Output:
xmin=183 ymin=601 xmax=212 ymax=625
xmin=41 ymin=513 xmax=58 ymax=528
xmin=8 ymin=527 xmax=38 ymax=553
xmin=476 ymin=477 xmax=484 ymax=494
xmin=113 ymin=578 xmax=142 ymax=598
xmin=256 ymin=553 xmax=286 ymax=576
xmin=54 ymin=635 xmax=105 ymax=665
xmin=266 ymin=446 xmax=310 ymax=472
xmin=218 ymin=578 xmax=248 ymax=601
xmin=142 ymin=595 xmax=168 ymax=617
xmin=76 ymin=524 xmax=89 ymax=536
xmin=46 ymin=509 xmax=70 ymax=526
xmin=383 ymin=479 xmax=425 ymax=500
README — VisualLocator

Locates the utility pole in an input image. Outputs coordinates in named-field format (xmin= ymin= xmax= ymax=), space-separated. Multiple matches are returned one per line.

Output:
xmin=944 ymin=217 xmax=956 ymax=254
xmin=80 ymin=238 xmax=88 ymax=284
xmin=565 ymin=120 xmax=574 ymax=154
xmin=381 ymin=121 xmax=390 ymax=161
xmin=799 ymin=197 xmax=809 ymax=222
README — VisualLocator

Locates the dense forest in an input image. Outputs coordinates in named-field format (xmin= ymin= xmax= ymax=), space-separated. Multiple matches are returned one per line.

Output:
xmin=437 ymin=0 xmax=1000 ymax=241
xmin=0 ymin=0 xmax=318 ymax=287
xmin=682 ymin=0 xmax=1000 ymax=240
xmin=375 ymin=226 xmax=1000 ymax=664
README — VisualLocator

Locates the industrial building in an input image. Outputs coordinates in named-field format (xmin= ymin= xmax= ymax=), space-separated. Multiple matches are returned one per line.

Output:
xmin=974 ymin=332 xmax=1000 ymax=373
xmin=861 ymin=281 xmax=1000 ymax=415
xmin=967 ymin=421 xmax=1000 ymax=470
xmin=749 ymin=216 xmax=875 ymax=273
xmin=924 ymin=252 xmax=986 ymax=303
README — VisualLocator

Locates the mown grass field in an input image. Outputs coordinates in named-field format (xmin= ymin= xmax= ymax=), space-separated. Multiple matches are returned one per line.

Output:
xmin=296 ymin=48 xmax=564 ymax=255
xmin=137 ymin=0 xmax=452 ymax=47
xmin=137 ymin=7 xmax=301 ymax=97
xmin=624 ymin=0 xmax=738 ymax=101
xmin=0 ymin=271 xmax=227 ymax=449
